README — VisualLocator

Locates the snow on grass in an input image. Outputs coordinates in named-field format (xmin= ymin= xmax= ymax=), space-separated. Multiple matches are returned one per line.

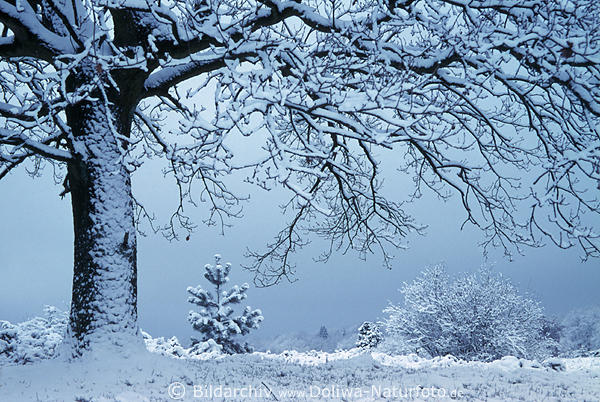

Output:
xmin=1 ymin=348 xmax=599 ymax=401
xmin=1 ymin=311 xmax=599 ymax=400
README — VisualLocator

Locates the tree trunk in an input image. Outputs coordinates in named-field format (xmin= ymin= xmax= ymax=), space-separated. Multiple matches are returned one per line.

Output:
xmin=64 ymin=76 xmax=142 ymax=356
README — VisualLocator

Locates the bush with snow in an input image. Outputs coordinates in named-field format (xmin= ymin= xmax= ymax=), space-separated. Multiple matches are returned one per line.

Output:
xmin=141 ymin=331 xmax=224 ymax=359
xmin=560 ymin=306 xmax=600 ymax=357
xmin=381 ymin=265 xmax=555 ymax=361
xmin=142 ymin=331 xmax=188 ymax=358
xmin=187 ymin=254 xmax=263 ymax=354
xmin=0 ymin=307 xmax=227 ymax=365
xmin=0 ymin=306 xmax=67 ymax=365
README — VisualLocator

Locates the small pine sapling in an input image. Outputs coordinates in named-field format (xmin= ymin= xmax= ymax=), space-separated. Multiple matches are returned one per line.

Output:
xmin=357 ymin=322 xmax=383 ymax=349
xmin=187 ymin=255 xmax=263 ymax=354
xmin=319 ymin=325 xmax=329 ymax=339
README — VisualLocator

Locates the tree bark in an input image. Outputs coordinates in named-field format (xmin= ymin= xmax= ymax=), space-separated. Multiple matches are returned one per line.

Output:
xmin=64 ymin=70 xmax=142 ymax=356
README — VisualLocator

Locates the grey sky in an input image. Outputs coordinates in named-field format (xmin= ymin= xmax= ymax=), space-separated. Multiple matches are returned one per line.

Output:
xmin=1 ymin=158 xmax=599 ymax=344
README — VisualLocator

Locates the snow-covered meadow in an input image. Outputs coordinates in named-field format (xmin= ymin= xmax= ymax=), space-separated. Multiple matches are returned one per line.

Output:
xmin=2 ymin=0 xmax=600 ymax=400
xmin=1 ymin=346 xmax=600 ymax=401
xmin=2 ymin=280 xmax=600 ymax=401
xmin=2 ymin=314 xmax=600 ymax=401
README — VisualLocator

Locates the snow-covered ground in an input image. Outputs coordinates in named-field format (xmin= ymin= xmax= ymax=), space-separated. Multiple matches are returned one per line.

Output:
xmin=1 ymin=349 xmax=599 ymax=401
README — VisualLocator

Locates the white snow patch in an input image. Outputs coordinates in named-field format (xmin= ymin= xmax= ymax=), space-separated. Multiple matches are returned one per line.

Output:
xmin=1 ymin=348 xmax=599 ymax=401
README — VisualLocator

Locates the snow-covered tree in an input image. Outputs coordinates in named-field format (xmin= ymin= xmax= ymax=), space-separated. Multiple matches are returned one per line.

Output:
xmin=382 ymin=265 xmax=553 ymax=361
xmin=1 ymin=0 xmax=599 ymax=356
xmin=318 ymin=325 xmax=329 ymax=340
xmin=356 ymin=322 xmax=382 ymax=349
xmin=187 ymin=255 xmax=263 ymax=354
xmin=540 ymin=316 xmax=563 ymax=357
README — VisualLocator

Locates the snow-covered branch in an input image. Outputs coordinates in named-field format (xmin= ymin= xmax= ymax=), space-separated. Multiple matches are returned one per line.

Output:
xmin=0 ymin=128 xmax=72 ymax=162
xmin=1 ymin=0 xmax=599 ymax=286
xmin=0 ymin=0 xmax=77 ymax=59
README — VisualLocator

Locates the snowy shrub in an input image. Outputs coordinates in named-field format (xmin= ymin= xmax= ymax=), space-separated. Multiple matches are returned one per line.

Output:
xmin=356 ymin=322 xmax=382 ymax=349
xmin=0 ymin=323 xmax=18 ymax=359
xmin=187 ymin=254 xmax=263 ymax=354
xmin=382 ymin=265 xmax=554 ymax=361
xmin=540 ymin=316 xmax=563 ymax=357
xmin=142 ymin=331 xmax=223 ymax=359
xmin=142 ymin=331 xmax=188 ymax=358
xmin=559 ymin=306 xmax=600 ymax=357
xmin=0 ymin=306 xmax=67 ymax=365
xmin=188 ymin=339 xmax=223 ymax=355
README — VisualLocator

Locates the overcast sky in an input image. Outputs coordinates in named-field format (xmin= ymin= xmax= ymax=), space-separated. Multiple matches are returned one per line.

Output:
xmin=1 ymin=153 xmax=599 ymax=345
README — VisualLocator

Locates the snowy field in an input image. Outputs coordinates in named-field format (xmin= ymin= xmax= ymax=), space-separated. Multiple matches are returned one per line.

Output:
xmin=1 ymin=349 xmax=599 ymax=401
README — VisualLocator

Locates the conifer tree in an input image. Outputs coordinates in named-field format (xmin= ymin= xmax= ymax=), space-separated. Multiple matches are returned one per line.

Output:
xmin=187 ymin=255 xmax=263 ymax=354
xmin=318 ymin=325 xmax=329 ymax=340
xmin=357 ymin=322 xmax=383 ymax=349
